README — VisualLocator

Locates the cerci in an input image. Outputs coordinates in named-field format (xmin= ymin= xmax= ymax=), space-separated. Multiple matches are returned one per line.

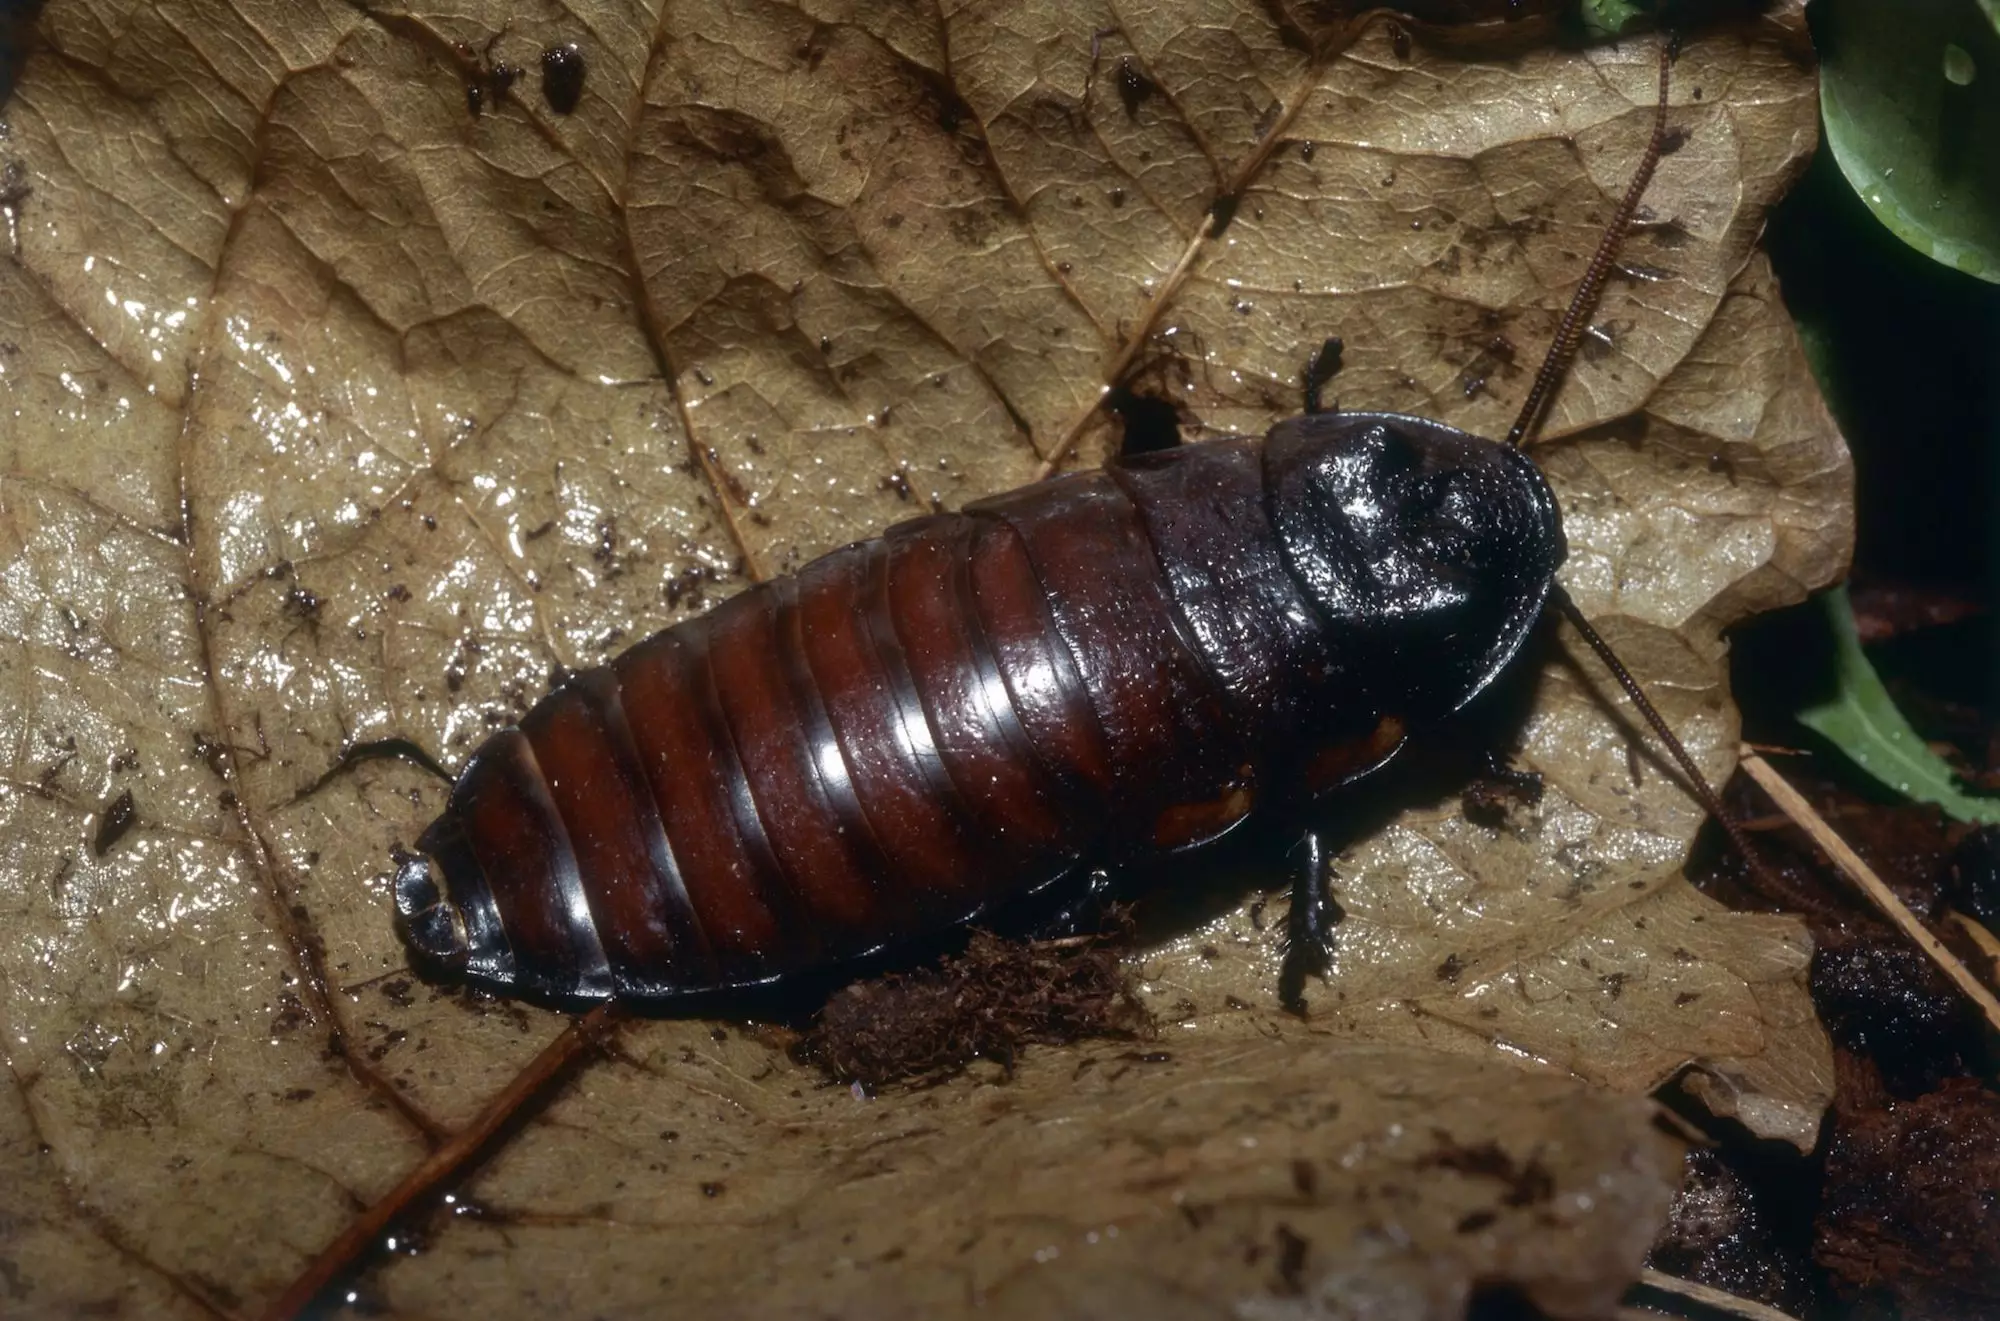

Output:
xmin=394 ymin=43 xmax=1713 ymax=1010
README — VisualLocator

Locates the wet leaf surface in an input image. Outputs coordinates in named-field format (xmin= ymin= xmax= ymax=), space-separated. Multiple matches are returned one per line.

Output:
xmin=0 ymin=1 xmax=1848 ymax=1314
xmin=1817 ymin=0 xmax=2000 ymax=281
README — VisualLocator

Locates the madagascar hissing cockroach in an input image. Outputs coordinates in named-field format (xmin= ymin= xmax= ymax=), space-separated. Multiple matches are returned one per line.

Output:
xmin=393 ymin=41 xmax=1763 ymax=1012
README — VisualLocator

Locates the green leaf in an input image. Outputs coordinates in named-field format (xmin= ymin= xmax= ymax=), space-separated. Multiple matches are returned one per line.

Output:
xmin=1796 ymin=588 xmax=2000 ymax=823
xmin=1581 ymin=0 xmax=1649 ymax=38
xmin=1817 ymin=0 xmax=2000 ymax=281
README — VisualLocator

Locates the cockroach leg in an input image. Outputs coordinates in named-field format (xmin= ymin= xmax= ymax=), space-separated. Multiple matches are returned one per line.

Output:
xmin=1461 ymin=750 xmax=1545 ymax=826
xmin=1301 ymin=336 xmax=1344 ymax=415
xmin=1278 ymin=831 xmax=1343 ymax=1015
xmin=1033 ymin=867 xmax=1120 ymax=941
xmin=1477 ymin=749 xmax=1543 ymax=799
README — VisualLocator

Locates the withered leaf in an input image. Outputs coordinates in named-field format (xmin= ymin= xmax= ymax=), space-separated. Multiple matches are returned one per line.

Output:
xmin=0 ymin=1 xmax=1847 ymax=1314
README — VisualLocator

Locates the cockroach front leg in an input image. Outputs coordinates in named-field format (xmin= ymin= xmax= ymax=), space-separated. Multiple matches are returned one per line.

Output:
xmin=1300 ymin=337 xmax=1343 ymax=415
xmin=1278 ymin=830 xmax=1342 ymax=1015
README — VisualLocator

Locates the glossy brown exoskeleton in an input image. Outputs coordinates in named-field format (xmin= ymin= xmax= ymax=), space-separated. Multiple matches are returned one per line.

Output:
xmin=394 ymin=41 xmax=1743 ymax=1012
xmin=395 ymin=412 xmax=1562 ymax=1004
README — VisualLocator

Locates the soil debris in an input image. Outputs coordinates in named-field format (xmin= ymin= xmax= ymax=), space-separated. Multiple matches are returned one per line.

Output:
xmin=1646 ymin=1147 xmax=1814 ymax=1315
xmin=1946 ymin=825 xmax=2000 ymax=926
xmin=794 ymin=931 xmax=1152 ymax=1090
xmin=1684 ymin=756 xmax=2000 ymax=1319
xmin=1810 ymin=931 xmax=1981 ymax=1099
xmin=91 ymin=789 xmax=137 ymax=857
xmin=1817 ymin=1077 xmax=2000 ymax=1317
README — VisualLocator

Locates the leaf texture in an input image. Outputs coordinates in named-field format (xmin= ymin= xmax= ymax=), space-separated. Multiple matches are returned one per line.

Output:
xmin=0 ymin=1 xmax=1850 ymax=1314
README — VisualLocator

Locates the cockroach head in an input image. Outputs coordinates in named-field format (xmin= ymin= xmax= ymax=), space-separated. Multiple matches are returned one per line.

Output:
xmin=1265 ymin=411 xmax=1565 ymax=722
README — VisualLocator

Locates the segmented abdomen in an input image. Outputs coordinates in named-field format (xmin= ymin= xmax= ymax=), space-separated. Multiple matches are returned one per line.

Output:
xmin=410 ymin=437 xmax=1338 ymax=1002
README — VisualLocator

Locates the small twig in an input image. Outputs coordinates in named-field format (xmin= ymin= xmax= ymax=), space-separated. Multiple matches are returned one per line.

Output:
xmin=1739 ymin=751 xmax=2000 ymax=1037
xmin=1949 ymin=909 xmax=2000 ymax=980
xmin=1736 ymin=802 xmax=1876 ymax=833
xmin=1034 ymin=211 xmax=1217 ymax=479
xmin=1743 ymin=741 xmax=1811 ymax=758
xmin=1646 ymin=1100 xmax=1713 ymax=1146
xmin=1633 ymin=1268 xmax=1803 ymax=1321
xmin=256 ymin=1002 xmax=622 ymax=1321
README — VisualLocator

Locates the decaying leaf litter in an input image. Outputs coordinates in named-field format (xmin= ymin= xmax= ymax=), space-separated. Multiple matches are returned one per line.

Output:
xmin=0 ymin=1 xmax=1850 ymax=1316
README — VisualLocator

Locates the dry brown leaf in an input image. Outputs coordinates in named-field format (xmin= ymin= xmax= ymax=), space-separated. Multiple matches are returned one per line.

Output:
xmin=380 ymin=1037 xmax=1683 ymax=1319
xmin=0 ymin=0 xmax=1848 ymax=1315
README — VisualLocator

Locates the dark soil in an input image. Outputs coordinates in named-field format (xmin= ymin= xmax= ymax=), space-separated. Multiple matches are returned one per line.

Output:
xmin=794 ymin=929 xmax=1153 ymax=1090
xmin=1664 ymin=733 xmax=2000 ymax=1321
xmin=1647 ymin=106 xmax=2000 ymax=1319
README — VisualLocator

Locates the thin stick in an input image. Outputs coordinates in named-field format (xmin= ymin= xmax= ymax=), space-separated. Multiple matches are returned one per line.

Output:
xmin=1739 ymin=752 xmax=2000 ymax=1036
xmin=1509 ymin=42 xmax=1674 ymax=449
xmin=256 ymin=1003 xmax=621 ymax=1321
xmin=1738 ymin=801 xmax=1876 ymax=833
xmin=1950 ymin=909 xmax=2000 ymax=978
xmin=1633 ymin=1269 xmax=1803 ymax=1321
xmin=1034 ymin=212 xmax=1217 ymax=480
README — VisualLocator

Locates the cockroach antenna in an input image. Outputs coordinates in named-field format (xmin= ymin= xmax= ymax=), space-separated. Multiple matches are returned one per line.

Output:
xmin=1508 ymin=41 xmax=1675 ymax=451
xmin=1550 ymin=585 xmax=1780 ymax=894
xmin=1511 ymin=38 xmax=1780 ymax=894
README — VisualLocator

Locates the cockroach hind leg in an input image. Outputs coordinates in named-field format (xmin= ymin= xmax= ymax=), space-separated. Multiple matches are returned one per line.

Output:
xmin=1033 ymin=866 xmax=1120 ymax=942
xmin=392 ymin=847 xmax=470 ymax=970
xmin=1462 ymin=750 xmax=1545 ymax=827
xmin=1278 ymin=830 xmax=1342 ymax=1016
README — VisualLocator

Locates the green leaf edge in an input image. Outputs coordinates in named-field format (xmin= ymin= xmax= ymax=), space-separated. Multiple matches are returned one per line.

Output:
xmin=1821 ymin=95 xmax=2000 ymax=283
xmin=1817 ymin=1 xmax=2000 ymax=284
xmin=1795 ymin=587 xmax=2000 ymax=824
xmin=1581 ymin=0 xmax=1648 ymax=38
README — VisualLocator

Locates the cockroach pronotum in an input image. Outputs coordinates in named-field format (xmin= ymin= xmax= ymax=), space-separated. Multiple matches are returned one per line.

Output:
xmin=393 ymin=39 xmax=1768 ymax=1012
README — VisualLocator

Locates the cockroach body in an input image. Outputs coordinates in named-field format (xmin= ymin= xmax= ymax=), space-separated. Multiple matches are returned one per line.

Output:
xmin=394 ymin=416 xmax=1562 ymax=1003
xmin=394 ymin=41 xmax=1746 ymax=1010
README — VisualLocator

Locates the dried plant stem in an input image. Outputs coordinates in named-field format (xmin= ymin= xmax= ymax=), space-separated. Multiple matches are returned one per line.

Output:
xmin=256 ymin=1003 xmax=620 ymax=1321
xmin=1035 ymin=211 xmax=1217 ymax=480
xmin=1950 ymin=909 xmax=2000 ymax=979
xmin=1036 ymin=11 xmax=1361 ymax=479
xmin=1630 ymin=1268 xmax=1803 ymax=1321
xmin=1739 ymin=751 xmax=2000 ymax=1036
xmin=1738 ymin=801 xmax=1875 ymax=833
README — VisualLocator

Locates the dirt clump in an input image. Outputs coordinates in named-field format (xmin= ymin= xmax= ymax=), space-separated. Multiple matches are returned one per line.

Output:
xmin=795 ymin=931 xmax=1153 ymax=1090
